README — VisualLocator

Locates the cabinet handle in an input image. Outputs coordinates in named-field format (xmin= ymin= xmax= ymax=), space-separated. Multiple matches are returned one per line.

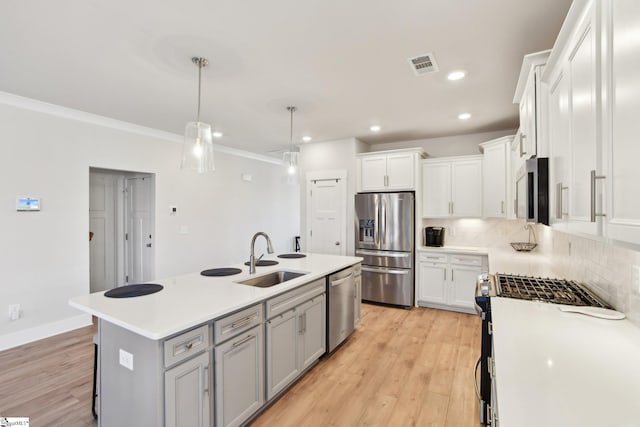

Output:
xmin=303 ymin=313 xmax=307 ymax=334
xmin=520 ymin=133 xmax=527 ymax=157
xmin=501 ymin=200 xmax=504 ymax=214
xmin=451 ymin=269 xmax=454 ymax=281
xmin=232 ymin=334 xmax=254 ymax=348
xmin=185 ymin=342 xmax=193 ymax=350
xmin=590 ymin=170 xmax=606 ymax=222
xmin=443 ymin=269 xmax=446 ymax=281
xmin=451 ymin=201 xmax=454 ymax=215
xmin=299 ymin=314 xmax=304 ymax=335
xmin=203 ymin=366 xmax=209 ymax=394
xmin=231 ymin=315 xmax=256 ymax=329
xmin=556 ymin=182 xmax=569 ymax=219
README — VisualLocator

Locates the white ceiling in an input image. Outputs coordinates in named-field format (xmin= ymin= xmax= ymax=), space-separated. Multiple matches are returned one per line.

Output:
xmin=0 ymin=0 xmax=572 ymax=155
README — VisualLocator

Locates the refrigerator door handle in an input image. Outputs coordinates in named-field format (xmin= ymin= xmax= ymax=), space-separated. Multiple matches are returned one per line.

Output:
xmin=356 ymin=249 xmax=410 ymax=258
xmin=374 ymin=197 xmax=380 ymax=246
xmin=362 ymin=266 xmax=410 ymax=275
xmin=382 ymin=198 xmax=387 ymax=245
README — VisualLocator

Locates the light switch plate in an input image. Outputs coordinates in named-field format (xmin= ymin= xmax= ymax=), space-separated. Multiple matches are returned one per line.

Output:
xmin=119 ymin=349 xmax=134 ymax=371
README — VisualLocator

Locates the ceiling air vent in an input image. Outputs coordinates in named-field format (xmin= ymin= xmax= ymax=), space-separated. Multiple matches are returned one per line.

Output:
xmin=408 ymin=52 xmax=439 ymax=76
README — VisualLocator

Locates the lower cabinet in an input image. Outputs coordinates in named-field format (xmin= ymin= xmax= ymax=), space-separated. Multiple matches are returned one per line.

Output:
xmin=417 ymin=251 xmax=488 ymax=314
xmin=214 ymin=324 xmax=264 ymax=427
xmin=265 ymin=282 xmax=326 ymax=401
xmin=165 ymin=351 xmax=211 ymax=427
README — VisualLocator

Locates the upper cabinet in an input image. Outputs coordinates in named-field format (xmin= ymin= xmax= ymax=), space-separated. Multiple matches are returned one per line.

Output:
xmin=357 ymin=148 xmax=424 ymax=192
xmin=541 ymin=0 xmax=640 ymax=246
xmin=514 ymin=50 xmax=551 ymax=159
xmin=422 ymin=156 xmax=483 ymax=218
xmin=602 ymin=0 xmax=640 ymax=244
xmin=480 ymin=136 xmax=513 ymax=219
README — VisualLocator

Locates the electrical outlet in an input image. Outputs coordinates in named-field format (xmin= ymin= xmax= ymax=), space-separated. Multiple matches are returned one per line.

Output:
xmin=119 ymin=349 xmax=134 ymax=371
xmin=633 ymin=265 xmax=640 ymax=294
xmin=8 ymin=304 xmax=20 ymax=321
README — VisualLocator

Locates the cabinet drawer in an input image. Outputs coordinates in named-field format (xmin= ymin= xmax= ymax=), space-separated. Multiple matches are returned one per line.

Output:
xmin=164 ymin=324 xmax=210 ymax=368
xmin=214 ymin=304 xmax=263 ymax=345
xmin=419 ymin=253 xmax=448 ymax=263
xmin=449 ymin=254 xmax=484 ymax=267
xmin=266 ymin=278 xmax=326 ymax=319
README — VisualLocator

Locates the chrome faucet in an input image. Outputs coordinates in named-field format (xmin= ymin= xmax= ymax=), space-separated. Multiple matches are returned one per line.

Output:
xmin=249 ymin=232 xmax=274 ymax=274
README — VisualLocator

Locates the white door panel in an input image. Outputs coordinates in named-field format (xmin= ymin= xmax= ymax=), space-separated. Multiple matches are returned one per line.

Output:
xmin=89 ymin=173 xmax=116 ymax=293
xmin=307 ymin=174 xmax=347 ymax=255
xmin=126 ymin=176 xmax=154 ymax=283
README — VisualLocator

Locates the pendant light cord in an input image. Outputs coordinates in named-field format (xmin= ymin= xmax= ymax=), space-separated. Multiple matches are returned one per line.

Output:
xmin=196 ymin=59 xmax=202 ymax=123
xmin=289 ymin=107 xmax=294 ymax=152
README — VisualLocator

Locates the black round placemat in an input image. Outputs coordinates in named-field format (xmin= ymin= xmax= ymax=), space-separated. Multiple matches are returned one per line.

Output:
xmin=277 ymin=253 xmax=306 ymax=259
xmin=201 ymin=268 xmax=243 ymax=277
xmin=243 ymin=260 xmax=279 ymax=267
xmin=104 ymin=284 xmax=163 ymax=298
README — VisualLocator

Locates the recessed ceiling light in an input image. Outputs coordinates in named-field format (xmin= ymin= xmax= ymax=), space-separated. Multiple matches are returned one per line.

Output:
xmin=302 ymin=136 xmax=312 ymax=142
xmin=447 ymin=70 xmax=466 ymax=81
xmin=458 ymin=113 xmax=472 ymax=120
xmin=370 ymin=125 xmax=381 ymax=132
xmin=212 ymin=131 xmax=223 ymax=138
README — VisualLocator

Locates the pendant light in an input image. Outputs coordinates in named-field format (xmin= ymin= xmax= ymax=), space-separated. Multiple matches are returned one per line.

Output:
xmin=181 ymin=57 xmax=215 ymax=173
xmin=283 ymin=106 xmax=299 ymax=175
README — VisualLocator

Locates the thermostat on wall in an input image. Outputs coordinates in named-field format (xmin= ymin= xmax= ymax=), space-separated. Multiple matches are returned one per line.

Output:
xmin=16 ymin=197 xmax=41 ymax=211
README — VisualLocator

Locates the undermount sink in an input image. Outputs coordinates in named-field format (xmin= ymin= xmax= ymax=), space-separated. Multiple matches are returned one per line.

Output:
xmin=236 ymin=270 xmax=307 ymax=288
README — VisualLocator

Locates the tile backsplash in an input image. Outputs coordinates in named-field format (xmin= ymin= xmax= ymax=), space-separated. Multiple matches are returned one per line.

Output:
xmin=422 ymin=218 xmax=640 ymax=325
xmin=549 ymin=230 xmax=640 ymax=325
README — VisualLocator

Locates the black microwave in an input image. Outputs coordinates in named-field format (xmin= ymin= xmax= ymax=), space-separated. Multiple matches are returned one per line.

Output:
xmin=516 ymin=157 xmax=549 ymax=225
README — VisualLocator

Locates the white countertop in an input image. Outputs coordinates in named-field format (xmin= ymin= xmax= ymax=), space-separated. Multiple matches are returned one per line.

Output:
xmin=70 ymin=253 xmax=361 ymax=340
xmin=417 ymin=245 xmax=554 ymax=277
xmin=492 ymin=297 xmax=640 ymax=427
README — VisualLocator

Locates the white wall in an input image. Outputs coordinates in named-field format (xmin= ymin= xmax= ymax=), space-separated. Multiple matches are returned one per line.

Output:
xmin=0 ymin=94 xmax=299 ymax=350
xmin=367 ymin=129 xmax=517 ymax=157
xmin=299 ymin=137 xmax=365 ymax=256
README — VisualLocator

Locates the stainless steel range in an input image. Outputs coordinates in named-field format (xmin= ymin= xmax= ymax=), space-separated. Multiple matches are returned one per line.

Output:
xmin=474 ymin=273 xmax=611 ymax=425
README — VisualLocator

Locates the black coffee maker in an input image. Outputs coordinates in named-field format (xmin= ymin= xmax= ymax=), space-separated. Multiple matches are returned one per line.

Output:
xmin=424 ymin=227 xmax=445 ymax=247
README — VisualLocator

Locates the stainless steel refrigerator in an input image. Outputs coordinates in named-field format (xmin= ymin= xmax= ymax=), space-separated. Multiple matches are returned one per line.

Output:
xmin=355 ymin=192 xmax=414 ymax=308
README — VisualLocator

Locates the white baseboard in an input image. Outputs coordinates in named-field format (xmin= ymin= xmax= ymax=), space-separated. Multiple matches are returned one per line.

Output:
xmin=0 ymin=314 xmax=92 ymax=352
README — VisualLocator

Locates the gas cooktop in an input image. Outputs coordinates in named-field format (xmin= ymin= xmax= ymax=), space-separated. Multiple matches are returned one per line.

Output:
xmin=496 ymin=273 xmax=610 ymax=308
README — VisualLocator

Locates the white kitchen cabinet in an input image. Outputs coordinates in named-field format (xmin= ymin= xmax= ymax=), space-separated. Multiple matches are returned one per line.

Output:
xmin=215 ymin=324 xmax=263 ymax=427
xmin=514 ymin=50 xmax=551 ymax=159
xmin=543 ymin=0 xmax=601 ymax=237
xmin=265 ymin=281 xmax=326 ymax=401
xmin=358 ymin=149 xmax=424 ymax=192
xmin=418 ymin=260 xmax=447 ymax=305
xmin=422 ymin=156 xmax=482 ymax=218
xmin=417 ymin=251 xmax=487 ymax=314
xmin=480 ymin=136 xmax=513 ymax=218
xmin=165 ymin=351 xmax=211 ymax=427
xmin=602 ymin=0 xmax=640 ymax=245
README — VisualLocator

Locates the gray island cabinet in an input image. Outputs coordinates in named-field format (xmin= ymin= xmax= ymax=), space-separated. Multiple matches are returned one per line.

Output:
xmin=69 ymin=254 xmax=362 ymax=427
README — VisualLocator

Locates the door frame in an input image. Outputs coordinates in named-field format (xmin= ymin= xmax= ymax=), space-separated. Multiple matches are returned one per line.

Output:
xmin=305 ymin=170 xmax=347 ymax=255
xmin=89 ymin=167 xmax=155 ymax=290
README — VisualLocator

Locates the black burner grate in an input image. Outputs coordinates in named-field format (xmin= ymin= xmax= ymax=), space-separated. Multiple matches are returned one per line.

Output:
xmin=496 ymin=273 xmax=610 ymax=308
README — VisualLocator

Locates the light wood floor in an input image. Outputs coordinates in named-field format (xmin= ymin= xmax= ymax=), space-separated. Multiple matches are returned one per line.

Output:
xmin=252 ymin=304 xmax=482 ymax=427
xmin=0 ymin=305 xmax=481 ymax=427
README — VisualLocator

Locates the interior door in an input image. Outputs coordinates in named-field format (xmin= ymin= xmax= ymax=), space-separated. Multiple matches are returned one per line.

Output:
xmin=125 ymin=176 xmax=154 ymax=283
xmin=308 ymin=178 xmax=346 ymax=255
xmin=89 ymin=173 xmax=116 ymax=292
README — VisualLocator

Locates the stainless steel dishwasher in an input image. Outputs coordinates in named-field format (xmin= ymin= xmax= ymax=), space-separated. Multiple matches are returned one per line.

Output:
xmin=327 ymin=266 xmax=356 ymax=352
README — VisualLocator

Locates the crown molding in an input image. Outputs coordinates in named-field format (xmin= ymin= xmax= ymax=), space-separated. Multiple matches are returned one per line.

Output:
xmin=0 ymin=91 xmax=284 ymax=166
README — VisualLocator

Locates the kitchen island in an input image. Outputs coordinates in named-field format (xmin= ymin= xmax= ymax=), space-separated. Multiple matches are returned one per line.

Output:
xmin=70 ymin=253 xmax=362 ymax=427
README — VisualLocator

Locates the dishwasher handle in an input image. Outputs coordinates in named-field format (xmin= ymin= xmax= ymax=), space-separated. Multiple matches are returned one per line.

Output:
xmin=361 ymin=266 xmax=409 ymax=275
xmin=330 ymin=272 xmax=354 ymax=287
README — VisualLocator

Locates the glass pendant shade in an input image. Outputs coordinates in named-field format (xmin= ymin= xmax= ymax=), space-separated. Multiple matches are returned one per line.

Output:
xmin=181 ymin=121 xmax=215 ymax=173
xmin=283 ymin=150 xmax=299 ymax=175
